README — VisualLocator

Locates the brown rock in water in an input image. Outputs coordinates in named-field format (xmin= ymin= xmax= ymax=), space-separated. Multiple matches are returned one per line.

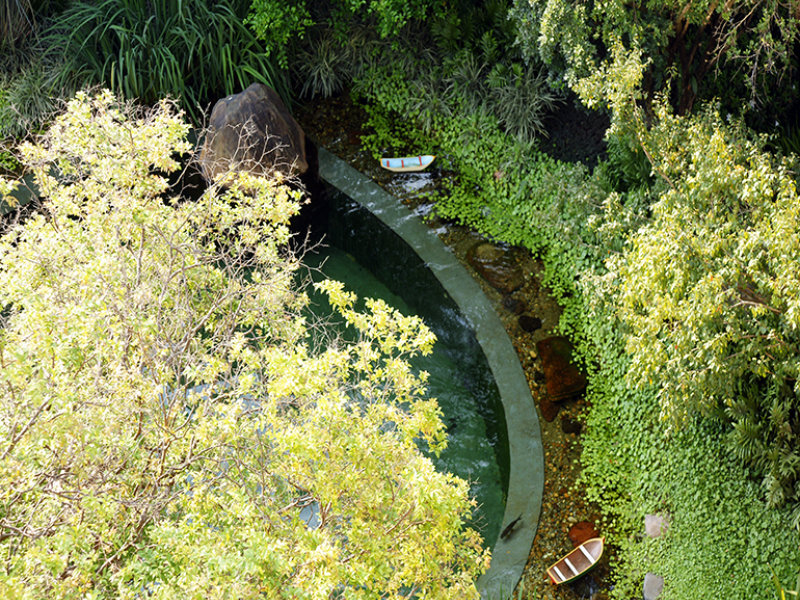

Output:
xmin=503 ymin=295 xmax=526 ymax=315
xmin=536 ymin=336 xmax=587 ymax=402
xmin=466 ymin=242 xmax=525 ymax=294
xmin=561 ymin=416 xmax=582 ymax=435
xmin=519 ymin=314 xmax=542 ymax=333
xmin=568 ymin=521 xmax=600 ymax=547
xmin=538 ymin=395 xmax=560 ymax=422
xmin=199 ymin=83 xmax=312 ymax=183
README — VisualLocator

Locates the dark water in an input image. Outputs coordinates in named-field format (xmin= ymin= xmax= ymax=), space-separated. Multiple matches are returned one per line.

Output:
xmin=301 ymin=185 xmax=508 ymax=546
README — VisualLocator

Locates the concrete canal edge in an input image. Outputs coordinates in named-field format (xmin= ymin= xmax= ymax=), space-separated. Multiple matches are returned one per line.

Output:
xmin=317 ymin=147 xmax=544 ymax=598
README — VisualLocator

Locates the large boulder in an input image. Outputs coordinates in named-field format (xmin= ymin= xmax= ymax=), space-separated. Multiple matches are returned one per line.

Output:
xmin=199 ymin=83 xmax=312 ymax=183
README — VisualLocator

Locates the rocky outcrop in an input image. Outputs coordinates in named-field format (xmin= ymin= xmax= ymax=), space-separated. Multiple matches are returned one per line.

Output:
xmin=466 ymin=242 xmax=525 ymax=294
xmin=199 ymin=83 xmax=313 ymax=183
xmin=536 ymin=336 xmax=588 ymax=402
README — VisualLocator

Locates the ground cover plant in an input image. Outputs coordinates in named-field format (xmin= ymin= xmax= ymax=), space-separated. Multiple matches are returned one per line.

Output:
xmin=0 ymin=91 xmax=488 ymax=599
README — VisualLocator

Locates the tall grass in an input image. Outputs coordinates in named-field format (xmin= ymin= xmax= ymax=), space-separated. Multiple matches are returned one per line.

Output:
xmin=43 ymin=0 xmax=289 ymax=122
xmin=0 ymin=0 xmax=35 ymax=51
xmin=0 ymin=57 xmax=76 ymax=139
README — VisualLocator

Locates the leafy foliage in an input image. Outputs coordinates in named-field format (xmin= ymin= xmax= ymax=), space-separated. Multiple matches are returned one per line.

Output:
xmin=509 ymin=0 xmax=800 ymax=116
xmin=0 ymin=91 xmax=488 ymax=598
xmin=0 ymin=57 xmax=75 ymax=139
xmin=40 ymin=0 xmax=288 ymax=123
xmin=349 ymin=20 xmax=800 ymax=595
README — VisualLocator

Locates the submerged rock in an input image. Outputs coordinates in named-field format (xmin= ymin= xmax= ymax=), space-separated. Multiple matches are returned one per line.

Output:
xmin=561 ymin=416 xmax=583 ymax=435
xmin=200 ymin=83 xmax=313 ymax=183
xmin=519 ymin=314 xmax=542 ymax=333
xmin=503 ymin=294 xmax=526 ymax=315
xmin=568 ymin=521 xmax=599 ymax=547
xmin=536 ymin=336 xmax=587 ymax=402
xmin=569 ymin=573 xmax=602 ymax=599
xmin=538 ymin=395 xmax=560 ymax=422
xmin=466 ymin=242 xmax=525 ymax=294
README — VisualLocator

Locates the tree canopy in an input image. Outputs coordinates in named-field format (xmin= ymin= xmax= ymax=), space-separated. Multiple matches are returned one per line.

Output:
xmin=0 ymin=91 xmax=488 ymax=599
xmin=510 ymin=0 xmax=800 ymax=115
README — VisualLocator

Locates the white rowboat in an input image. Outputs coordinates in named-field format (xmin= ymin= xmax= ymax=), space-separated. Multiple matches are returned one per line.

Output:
xmin=379 ymin=155 xmax=435 ymax=173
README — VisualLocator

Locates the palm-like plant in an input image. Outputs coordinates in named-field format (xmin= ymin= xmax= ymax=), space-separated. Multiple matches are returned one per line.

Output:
xmin=485 ymin=61 xmax=561 ymax=143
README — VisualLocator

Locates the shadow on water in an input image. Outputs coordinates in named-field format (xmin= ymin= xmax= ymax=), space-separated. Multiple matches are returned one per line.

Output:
xmin=568 ymin=574 xmax=602 ymax=599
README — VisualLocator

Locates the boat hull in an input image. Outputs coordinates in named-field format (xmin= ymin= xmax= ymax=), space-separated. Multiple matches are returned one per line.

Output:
xmin=379 ymin=155 xmax=435 ymax=173
xmin=546 ymin=537 xmax=604 ymax=585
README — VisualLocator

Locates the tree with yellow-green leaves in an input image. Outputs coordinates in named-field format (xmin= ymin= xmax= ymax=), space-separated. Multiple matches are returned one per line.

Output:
xmin=510 ymin=0 xmax=800 ymax=116
xmin=0 ymin=91 xmax=488 ymax=599
xmin=608 ymin=102 xmax=800 ymax=520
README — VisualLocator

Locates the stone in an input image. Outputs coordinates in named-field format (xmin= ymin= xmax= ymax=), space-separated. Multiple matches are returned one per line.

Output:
xmin=560 ymin=416 xmax=582 ymax=435
xmin=503 ymin=295 xmax=526 ymax=315
xmin=519 ymin=314 xmax=542 ymax=333
xmin=568 ymin=521 xmax=599 ymax=547
xmin=199 ymin=82 xmax=311 ymax=183
xmin=538 ymin=395 xmax=560 ymax=422
xmin=643 ymin=572 xmax=664 ymax=600
xmin=535 ymin=336 xmax=587 ymax=402
xmin=465 ymin=242 xmax=525 ymax=294
xmin=645 ymin=513 xmax=670 ymax=538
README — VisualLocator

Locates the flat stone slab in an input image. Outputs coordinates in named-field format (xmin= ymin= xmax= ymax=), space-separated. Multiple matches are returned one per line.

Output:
xmin=643 ymin=572 xmax=664 ymax=600
xmin=645 ymin=513 xmax=670 ymax=538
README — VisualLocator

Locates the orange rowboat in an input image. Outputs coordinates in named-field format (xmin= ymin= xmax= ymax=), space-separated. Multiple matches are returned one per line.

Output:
xmin=546 ymin=537 xmax=604 ymax=585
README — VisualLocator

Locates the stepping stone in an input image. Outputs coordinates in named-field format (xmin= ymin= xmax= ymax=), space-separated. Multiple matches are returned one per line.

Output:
xmin=643 ymin=572 xmax=664 ymax=600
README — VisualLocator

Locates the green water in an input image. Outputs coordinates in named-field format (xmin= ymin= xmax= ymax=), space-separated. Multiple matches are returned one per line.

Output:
xmin=304 ymin=244 xmax=505 ymax=545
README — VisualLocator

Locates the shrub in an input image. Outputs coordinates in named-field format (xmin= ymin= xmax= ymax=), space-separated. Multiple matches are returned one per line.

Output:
xmin=0 ymin=90 xmax=488 ymax=598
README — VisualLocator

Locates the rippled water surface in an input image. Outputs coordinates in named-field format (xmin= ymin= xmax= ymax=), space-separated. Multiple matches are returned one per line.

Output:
xmin=304 ymin=243 xmax=505 ymax=545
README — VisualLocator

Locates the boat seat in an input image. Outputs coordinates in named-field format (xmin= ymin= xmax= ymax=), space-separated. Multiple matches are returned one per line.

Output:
xmin=564 ymin=557 xmax=580 ymax=576
xmin=579 ymin=544 xmax=596 ymax=563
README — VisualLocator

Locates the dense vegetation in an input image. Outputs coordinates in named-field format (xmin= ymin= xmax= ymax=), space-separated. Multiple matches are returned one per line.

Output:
xmin=0 ymin=92 xmax=486 ymax=598
xmin=2 ymin=0 xmax=800 ymax=597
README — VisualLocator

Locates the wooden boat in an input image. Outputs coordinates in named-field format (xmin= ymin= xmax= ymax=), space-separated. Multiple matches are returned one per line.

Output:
xmin=546 ymin=537 xmax=604 ymax=585
xmin=379 ymin=155 xmax=435 ymax=173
